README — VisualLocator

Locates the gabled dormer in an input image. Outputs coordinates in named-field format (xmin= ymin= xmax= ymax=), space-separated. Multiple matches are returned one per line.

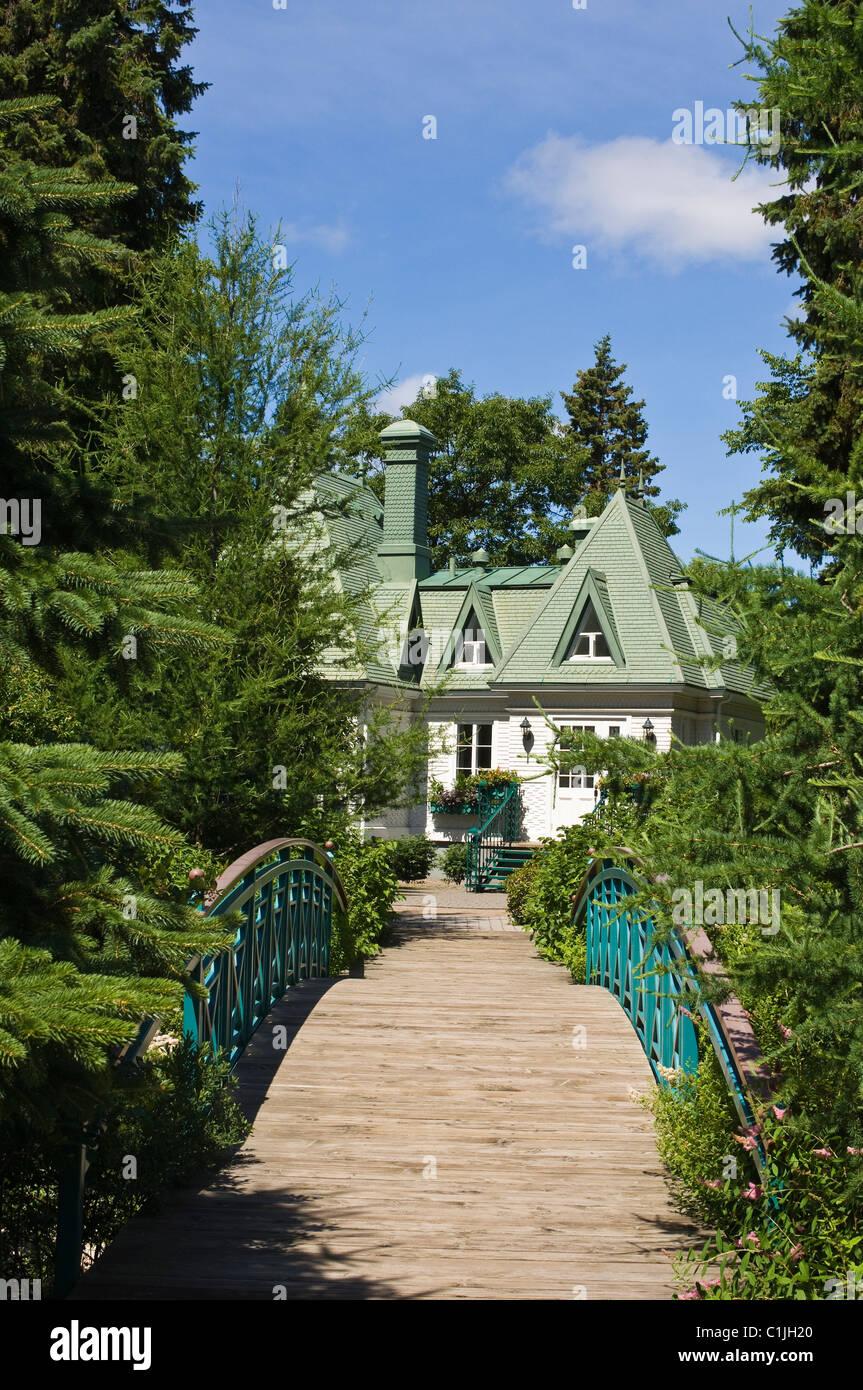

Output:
xmin=397 ymin=586 xmax=427 ymax=680
xmin=552 ymin=569 xmax=625 ymax=668
xmin=441 ymin=587 xmax=502 ymax=671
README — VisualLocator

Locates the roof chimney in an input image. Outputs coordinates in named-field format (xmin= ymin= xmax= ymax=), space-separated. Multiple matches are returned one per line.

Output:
xmin=377 ymin=419 xmax=438 ymax=582
xmin=568 ymin=513 xmax=597 ymax=549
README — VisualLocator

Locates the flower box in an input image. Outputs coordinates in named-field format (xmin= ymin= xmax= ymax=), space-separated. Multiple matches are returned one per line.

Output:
xmin=430 ymin=802 xmax=477 ymax=816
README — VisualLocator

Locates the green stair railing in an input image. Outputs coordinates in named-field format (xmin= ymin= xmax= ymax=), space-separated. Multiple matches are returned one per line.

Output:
xmin=465 ymin=781 xmax=520 ymax=891
xmin=572 ymin=851 xmax=772 ymax=1174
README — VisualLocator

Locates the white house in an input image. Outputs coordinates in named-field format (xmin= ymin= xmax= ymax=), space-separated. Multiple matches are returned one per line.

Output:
xmin=313 ymin=419 xmax=767 ymax=845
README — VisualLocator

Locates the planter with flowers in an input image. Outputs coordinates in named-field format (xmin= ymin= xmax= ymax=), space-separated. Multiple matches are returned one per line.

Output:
xmin=429 ymin=769 xmax=520 ymax=817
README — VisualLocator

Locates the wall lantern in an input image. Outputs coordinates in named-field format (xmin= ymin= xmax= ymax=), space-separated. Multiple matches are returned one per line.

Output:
xmin=642 ymin=718 xmax=656 ymax=744
xmin=520 ymin=717 xmax=534 ymax=758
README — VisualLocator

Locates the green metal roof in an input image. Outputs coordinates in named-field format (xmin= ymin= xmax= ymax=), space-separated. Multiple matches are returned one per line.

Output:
xmin=420 ymin=564 xmax=560 ymax=589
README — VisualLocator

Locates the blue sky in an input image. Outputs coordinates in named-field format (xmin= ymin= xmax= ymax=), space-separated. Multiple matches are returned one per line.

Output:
xmin=186 ymin=0 xmax=800 ymax=562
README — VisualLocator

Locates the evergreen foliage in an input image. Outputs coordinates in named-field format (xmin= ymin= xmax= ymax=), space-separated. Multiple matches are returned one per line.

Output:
xmin=0 ymin=1 xmax=204 ymax=260
xmin=725 ymin=0 xmax=863 ymax=559
xmin=0 ymin=94 xmax=232 ymax=1138
xmin=560 ymin=333 xmax=684 ymax=535
xmin=93 ymin=210 xmax=432 ymax=850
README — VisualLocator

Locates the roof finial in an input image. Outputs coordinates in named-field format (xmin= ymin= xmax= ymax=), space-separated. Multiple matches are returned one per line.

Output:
xmin=617 ymin=460 xmax=627 ymax=491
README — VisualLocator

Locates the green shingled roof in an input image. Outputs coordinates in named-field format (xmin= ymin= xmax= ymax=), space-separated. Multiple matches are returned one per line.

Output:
xmin=310 ymin=471 xmax=766 ymax=700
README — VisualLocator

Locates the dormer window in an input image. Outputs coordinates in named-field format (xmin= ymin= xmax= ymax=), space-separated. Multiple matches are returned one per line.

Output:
xmin=564 ymin=599 xmax=612 ymax=661
xmin=399 ymin=615 xmax=427 ymax=672
xmin=452 ymin=607 xmax=491 ymax=666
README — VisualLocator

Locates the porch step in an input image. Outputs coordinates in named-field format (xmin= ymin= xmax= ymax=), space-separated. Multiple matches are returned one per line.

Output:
xmin=471 ymin=844 xmax=536 ymax=891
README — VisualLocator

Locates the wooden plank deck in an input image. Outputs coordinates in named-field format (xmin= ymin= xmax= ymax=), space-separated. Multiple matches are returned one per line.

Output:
xmin=73 ymin=911 xmax=696 ymax=1301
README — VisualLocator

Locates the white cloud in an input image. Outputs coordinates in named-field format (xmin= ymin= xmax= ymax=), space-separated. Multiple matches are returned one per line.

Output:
xmin=279 ymin=220 xmax=350 ymax=255
xmin=504 ymin=134 xmax=778 ymax=270
xmin=376 ymin=373 xmax=434 ymax=414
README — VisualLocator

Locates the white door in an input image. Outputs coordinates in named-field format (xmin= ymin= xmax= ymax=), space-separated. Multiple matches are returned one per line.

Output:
xmin=550 ymin=723 xmax=599 ymax=832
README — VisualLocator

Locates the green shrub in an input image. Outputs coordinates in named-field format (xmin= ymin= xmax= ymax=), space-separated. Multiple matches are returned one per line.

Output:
xmin=506 ymin=856 xmax=538 ymax=923
xmin=328 ymin=832 xmax=401 ymax=969
xmin=671 ymin=1115 xmax=863 ymax=1300
xmin=441 ymin=842 xmax=468 ymax=885
xmin=387 ymin=832 xmax=437 ymax=882
xmin=644 ymin=1044 xmax=741 ymax=1227
xmin=134 ymin=840 xmax=225 ymax=902
xmin=0 ymin=1036 xmax=249 ymax=1290
xmin=507 ymin=823 xmax=595 ymax=976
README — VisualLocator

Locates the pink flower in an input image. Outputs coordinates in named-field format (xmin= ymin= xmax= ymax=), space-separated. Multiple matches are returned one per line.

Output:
xmin=773 ymin=1106 xmax=787 ymax=1121
xmin=698 ymin=1277 xmax=721 ymax=1289
xmin=778 ymin=1024 xmax=792 ymax=1040
xmin=741 ymin=1133 xmax=759 ymax=1152
xmin=812 ymin=1148 xmax=833 ymax=1159
xmin=742 ymin=1183 xmax=763 ymax=1200
xmin=679 ymin=1288 xmax=702 ymax=1300
xmin=789 ymin=1244 xmax=803 ymax=1262
xmin=847 ymin=1147 xmax=861 ymax=1156
xmin=745 ymin=1233 xmax=761 ymax=1249
xmin=702 ymin=1178 xmax=721 ymax=1190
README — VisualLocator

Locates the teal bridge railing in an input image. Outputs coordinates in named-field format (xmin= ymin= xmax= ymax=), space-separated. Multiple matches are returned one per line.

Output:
xmin=54 ymin=836 xmax=346 ymax=1297
xmin=572 ymin=852 xmax=772 ymax=1168
xmin=465 ymin=781 xmax=520 ymax=891
xmin=183 ymin=837 xmax=347 ymax=1066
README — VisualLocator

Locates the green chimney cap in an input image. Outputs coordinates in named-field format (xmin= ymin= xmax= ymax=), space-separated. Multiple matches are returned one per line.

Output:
xmin=472 ymin=547 xmax=490 ymax=567
xmin=379 ymin=419 xmax=439 ymax=451
xmin=556 ymin=544 xmax=574 ymax=562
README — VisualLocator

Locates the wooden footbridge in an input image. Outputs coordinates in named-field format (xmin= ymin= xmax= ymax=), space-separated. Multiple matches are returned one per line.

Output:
xmin=67 ymin=842 xmax=767 ymax=1302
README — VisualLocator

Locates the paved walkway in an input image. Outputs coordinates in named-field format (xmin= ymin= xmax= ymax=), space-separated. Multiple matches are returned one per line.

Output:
xmin=73 ymin=897 xmax=694 ymax=1301
xmin=393 ymin=881 xmax=516 ymax=931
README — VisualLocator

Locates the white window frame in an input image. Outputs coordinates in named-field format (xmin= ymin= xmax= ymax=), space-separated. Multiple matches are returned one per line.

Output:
xmin=556 ymin=723 xmax=596 ymax=790
xmin=565 ymin=601 xmax=613 ymax=662
xmin=456 ymin=722 xmax=493 ymax=776
xmin=452 ymin=610 xmax=493 ymax=668
xmin=555 ymin=721 xmax=627 ymax=790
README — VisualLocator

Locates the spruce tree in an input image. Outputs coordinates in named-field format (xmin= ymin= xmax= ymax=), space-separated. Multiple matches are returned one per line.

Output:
xmin=0 ymin=1 xmax=204 ymax=262
xmin=0 ymin=95 xmax=231 ymax=1136
xmin=724 ymin=0 xmax=863 ymax=559
xmin=560 ymin=333 xmax=683 ymax=534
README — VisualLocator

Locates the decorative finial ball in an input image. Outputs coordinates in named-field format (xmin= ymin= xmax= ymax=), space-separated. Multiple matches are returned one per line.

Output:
xmin=325 ymin=840 xmax=335 ymax=851
xmin=189 ymin=868 xmax=205 ymax=884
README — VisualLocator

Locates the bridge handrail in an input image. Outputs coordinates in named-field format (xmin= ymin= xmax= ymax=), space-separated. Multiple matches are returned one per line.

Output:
xmin=183 ymin=837 xmax=348 ymax=1066
xmin=572 ymin=850 xmax=772 ymax=1159
xmin=54 ymin=837 xmax=346 ymax=1297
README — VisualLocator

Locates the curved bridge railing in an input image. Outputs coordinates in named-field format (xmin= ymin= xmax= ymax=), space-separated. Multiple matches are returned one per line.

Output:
xmin=183 ymin=838 xmax=348 ymax=1067
xmin=55 ymin=838 xmax=346 ymax=1297
xmin=572 ymin=852 xmax=772 ymax=1165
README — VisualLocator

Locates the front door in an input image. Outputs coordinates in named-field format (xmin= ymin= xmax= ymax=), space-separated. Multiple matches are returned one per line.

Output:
xmin=550 ymin=723 xmax=599 ymax=833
